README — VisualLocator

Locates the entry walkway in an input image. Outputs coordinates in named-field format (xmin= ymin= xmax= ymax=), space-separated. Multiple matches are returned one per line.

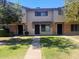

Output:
xmin=24 ymin=36 xmax=41 ymax=59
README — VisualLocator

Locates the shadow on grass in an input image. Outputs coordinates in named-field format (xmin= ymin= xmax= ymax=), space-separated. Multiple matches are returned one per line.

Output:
xmin=40 ymin=37 xmax=79 ymax=53
xmin=0 ymin=38 xmax=32 ymax=50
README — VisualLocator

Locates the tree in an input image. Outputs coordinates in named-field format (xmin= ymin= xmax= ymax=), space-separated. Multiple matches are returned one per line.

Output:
xmin=0 ymin=0 xmax=22 ymax=24
xmin=65 ymin=0 xmax=79 ymax=23
xmin=0 ymin=0 xmax=22 ymax=36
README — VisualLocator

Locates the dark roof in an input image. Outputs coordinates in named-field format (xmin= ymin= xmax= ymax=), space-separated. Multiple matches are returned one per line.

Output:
xmin=26 ymin=7 xmax=64 ymax=11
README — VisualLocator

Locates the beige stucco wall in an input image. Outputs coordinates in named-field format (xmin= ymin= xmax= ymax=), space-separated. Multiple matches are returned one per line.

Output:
xmin=27 ymin=10 xmax=53 ymax=22
xmin=21 ymin=8 xmax=64 ymax=23
xmin=27 ymin=21 xmax=34 ymax=35
xmin=21 ymin=8 xmax=27 ymax=23
xmin=53 ymin=10 xmax=64 ymax=22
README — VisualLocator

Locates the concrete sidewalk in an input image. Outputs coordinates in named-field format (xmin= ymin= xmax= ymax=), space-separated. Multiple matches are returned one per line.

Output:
xmin=24 ymin=36 xmax=41 ymax=59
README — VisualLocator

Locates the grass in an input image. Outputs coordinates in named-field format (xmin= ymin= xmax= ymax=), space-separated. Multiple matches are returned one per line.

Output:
xmin=0 ymin=45 xmax=28 ymax=59
xmin=0 ymin=37 xmax=32 ymax=59
xmin=40 ymin=37 xmax=79 ymax=59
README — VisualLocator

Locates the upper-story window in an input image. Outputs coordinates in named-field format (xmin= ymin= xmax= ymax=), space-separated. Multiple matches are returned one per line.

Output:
xmin=35 ymin=11 xmax=48 ymax=16
xmin=58 ymin=8 xmax=63 ymax=15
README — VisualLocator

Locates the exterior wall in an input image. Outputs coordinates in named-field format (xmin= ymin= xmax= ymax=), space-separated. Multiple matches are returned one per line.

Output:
xmin=9 ymin=24 xmax=17 ymax=35
xmin=52 ymin=23 xmax=79 ymax=35
xmin=63 ymin=23 xmax=79 ymax=35
xmin=22 ymin=8 xmax=64 ymax=23
xmin=52 ymin=23 xmax=56 ymax=35
xmin=34 ymin=23 xmax=52 ymax=35
xmin=52 ymin=22 xmax=64 ymax=35
xmin=53 ymin=10 xmax=64 ymax=22
xmin=21 ymin=8 xmax=28 ymax=23
xmin=27 ymin=21 xmax=53 ymax=35
xmin=8 ymin=23 xmax=79 ymax=35
xmin=27 ymin=21 xmax=33 ymax=35
xmin=63 ymin=23 xmax=71 ymax=35
xmin=21 ymin=7 xmax=65 ymax=35
xmin=26 ymin=10 xmax=54 ymax=35
xmin=27 ymin=10 xmax=53 ymax=22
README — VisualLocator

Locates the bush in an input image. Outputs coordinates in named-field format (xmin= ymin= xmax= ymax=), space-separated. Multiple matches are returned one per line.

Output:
xmin=0 ymin=29 xmax=10 ymax=37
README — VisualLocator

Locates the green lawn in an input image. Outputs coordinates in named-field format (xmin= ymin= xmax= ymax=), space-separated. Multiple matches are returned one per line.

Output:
xmin=40 ymin=37 xmax=79 ymax=59
xmin=0 ymin=37 xmax=32 ymax=59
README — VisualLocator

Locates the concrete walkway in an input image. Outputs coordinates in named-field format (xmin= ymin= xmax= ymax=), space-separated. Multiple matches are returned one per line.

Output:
xmin=24 ymin=36 xmax=41 ymax=59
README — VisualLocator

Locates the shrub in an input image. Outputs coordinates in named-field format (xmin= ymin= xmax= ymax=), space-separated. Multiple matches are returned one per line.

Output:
xmin=0 ymin=29 xmax=10 ymax=37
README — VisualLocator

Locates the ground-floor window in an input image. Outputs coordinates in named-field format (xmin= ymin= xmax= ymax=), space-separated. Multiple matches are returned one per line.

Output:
xmin=71 ymin=24 xmax=79 ymax=32
xmin=41 ymin=25 xmax=50 ymax=32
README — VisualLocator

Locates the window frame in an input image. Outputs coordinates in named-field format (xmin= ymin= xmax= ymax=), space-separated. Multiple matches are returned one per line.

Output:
xmin=58 ymin=8 xmax=63 ymax=15
xmin=41 ymin=24 xmax=50 ymax=32
xmin=71 ymin=24 xmax=79 ymax=32
xmin=35 ymin=11 xmax=48 ymax=16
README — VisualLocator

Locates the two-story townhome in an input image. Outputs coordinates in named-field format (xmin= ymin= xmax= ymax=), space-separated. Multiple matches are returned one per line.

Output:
xmin=8 ymin=6 xmax=79 ymax=35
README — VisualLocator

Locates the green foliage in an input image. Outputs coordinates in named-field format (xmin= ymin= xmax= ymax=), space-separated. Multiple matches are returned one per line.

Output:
xmin=0 ymin=1 xmax=21 ymax=24
xmin=0 ymin=29 xmax=9 ymax=37
xmin=65 ymin=0 xmax=79 ymax=23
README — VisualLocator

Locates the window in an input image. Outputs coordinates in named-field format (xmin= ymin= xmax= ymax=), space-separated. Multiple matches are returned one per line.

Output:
xmin=58 ymin=8 xmax=63 ymax=15
xmin=41 ymin=25 xmax=50 ymax=32
xmin=35 ymin=12 xmax=41 ymax=16
xmin=41 ymin=25 xmax=45 ymax=32
xmin=41 ymin=12 xmax=48 ymax=16
xmin=35 ymin=11 xmax=48 ymax=16
xmin=46 ymin=25 xmax=50 ymax=32
xmin=71 ymin=24 xmax=79 ymax=32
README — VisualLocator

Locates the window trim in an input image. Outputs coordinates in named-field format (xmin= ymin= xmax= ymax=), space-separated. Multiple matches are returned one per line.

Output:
xmin=41 ymin=24 xmax=50 ymax=32
xmin=58 ymin=8 xmax=63 ymax=15
xmin=35 ymin=11 xmax=48 ymax=16
xmin=71 ymin=24 xmax=79 ymax=32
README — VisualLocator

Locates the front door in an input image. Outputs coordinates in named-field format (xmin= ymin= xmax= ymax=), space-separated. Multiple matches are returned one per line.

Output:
xmin=35 ymin=25 xmax=40 ymax=34
xmin=57 ymin=24 xmax=63 ymax=35
xmin=18 ymin=25 xmax=23 ymax=35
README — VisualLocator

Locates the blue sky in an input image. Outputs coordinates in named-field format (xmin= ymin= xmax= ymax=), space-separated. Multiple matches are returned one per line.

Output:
xmin=7 ymin=0 xmax=64 ymax=8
